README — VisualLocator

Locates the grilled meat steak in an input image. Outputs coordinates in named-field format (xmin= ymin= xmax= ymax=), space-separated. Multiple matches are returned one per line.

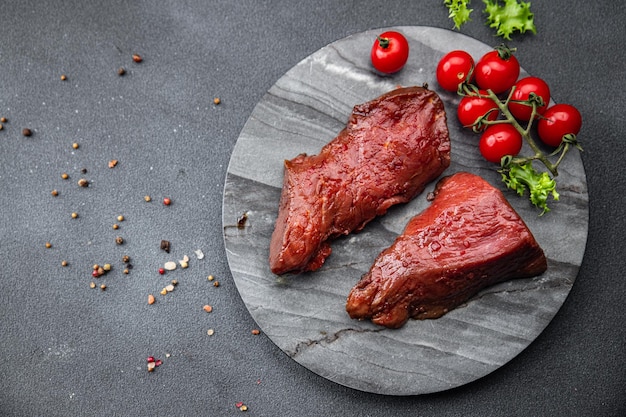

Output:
xmin=269 ymin=86 xmax=451 ymax=275
xmin=346 ymin=172 xmax=547 ymax=328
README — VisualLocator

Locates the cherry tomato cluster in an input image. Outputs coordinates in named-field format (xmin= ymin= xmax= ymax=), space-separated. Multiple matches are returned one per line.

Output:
xmin=436 ymin=45 xmax=582 ymax=165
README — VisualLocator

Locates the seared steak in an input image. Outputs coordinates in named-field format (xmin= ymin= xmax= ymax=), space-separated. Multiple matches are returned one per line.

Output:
xmin=346 ymin=172 xmax=547 ymax=328
xmin=269 ymin=86 xmax=451 ymax=275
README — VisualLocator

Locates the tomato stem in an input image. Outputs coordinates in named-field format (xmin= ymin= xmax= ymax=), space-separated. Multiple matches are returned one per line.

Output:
xmin=377 ymin=36 xmax=390 ymax=49
xmin=483 ymin=89 xmax=563 ymax=177
xmin=495 ymin=43 xmax=517 ymax=61
xmin=459 ymin=82 xmax=580 ymax=181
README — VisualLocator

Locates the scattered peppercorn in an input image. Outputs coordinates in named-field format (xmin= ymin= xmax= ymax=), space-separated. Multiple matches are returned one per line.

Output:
xmin=237 ymin=212 xmax=248 ymax=229
xmin=51 ymin=189 xmax=58 ymax=197
xmin=118 ymin=67 xmax=126 ymax=76
xmin=61 ymin=260 xmax=68 ymax=267
xmin=0 ymin=117 xmax=7 ymax=123
xmin=132 ymin=53 xmax=143 ymax=63
xmin=77 ymin=178 xmax=89 ymax=187
xmin=160 ymin=240 xmax=171 ymax=253
xmin=115 ymin=236 xmax=124 ymax=245
xmin=213 ymin=97 xmax=221 ymax=105
xmin=122 ymin=255 xmax=130 ymax=263
xmin=80 ymin=168 xmax=87 ymax=174
xmin=0 ymin=124 xmax=3 ymax=130
xmin=146 ymin=356 xmax=162 ymax=372
xmin=60 ymin=74 xmax=67 ymax=81
xmin=213 ymin=281 xmax=220 ymax=287
xmin=123 ymin=268 xmax=129 ymax=274
xmin=22 ymin=128 xmax=32 ymax=137
xmin=113 ymin=224 xmax=119 ymax=230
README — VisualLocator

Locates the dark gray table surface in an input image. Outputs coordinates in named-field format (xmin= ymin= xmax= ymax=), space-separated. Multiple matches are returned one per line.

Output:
xmin=1 ymin=1 xmax=624 ymax=416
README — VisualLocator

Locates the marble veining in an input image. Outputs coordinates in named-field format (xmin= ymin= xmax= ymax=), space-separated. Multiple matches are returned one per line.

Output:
xmin=222 ymin=27 xmax=588 ymax=395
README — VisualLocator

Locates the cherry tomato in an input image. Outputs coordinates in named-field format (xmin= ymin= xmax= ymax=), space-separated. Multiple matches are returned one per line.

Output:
xmin=474 ymin=49 xmax=520 ymax=94
xmin=479 ymin=124 xmax=523 ymax=163
xmin=457 ymin=91 xmax=499 ymax=130
xmin=370 ymin=31 xmax=409 ymax=74
xmin=537 ymin=104 xmax=582 ymax=147
xmin=436 ymin=50 xmax=474 ymax=92
xmin=508 ymin=76 xmax=551 ymax=121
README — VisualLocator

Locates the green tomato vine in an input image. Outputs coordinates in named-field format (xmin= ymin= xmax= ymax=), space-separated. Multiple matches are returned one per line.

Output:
xmin=458 ymin=80 xmax=583 ymax=215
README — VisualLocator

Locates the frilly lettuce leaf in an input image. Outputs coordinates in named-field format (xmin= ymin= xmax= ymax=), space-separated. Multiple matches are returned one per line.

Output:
xmin=500 ymin=162 xmax=559 ymax=215
xmin=483 ymin=0 xmax=537 ymax=40
xmin=444 ymin=0 xmax=474 ymax=30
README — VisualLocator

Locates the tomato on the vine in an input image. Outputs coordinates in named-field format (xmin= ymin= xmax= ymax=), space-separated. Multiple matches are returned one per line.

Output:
xmin=370 ymin=31 xmax=409 ymax=74
xmin=537 ymin=104 xmax=582 ymax=147
xmin=457 ymin=91 xmax=499 ymax=130
xmin=436 ymin=50 xmax=474 ymax=92
xmin=508 ymin=76 xmax=551 ymax=121
xmin=479 ymin=124 xmax=523 ymax=163
xmin=474 ymin=48 xmax=520 ymax=94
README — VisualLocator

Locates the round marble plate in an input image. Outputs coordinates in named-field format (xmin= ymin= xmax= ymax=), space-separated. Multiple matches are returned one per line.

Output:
xmin=222 ymin=26 xmax=588 ymax=395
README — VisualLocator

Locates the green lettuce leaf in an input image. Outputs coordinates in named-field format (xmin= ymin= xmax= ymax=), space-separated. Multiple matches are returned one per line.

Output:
xmin=500 ymin=162 xmax=559 ymax=215
xmin=444 ymin=0 xmax=473 ymax=30
xmin=483 ymin=0 xmax=537 ymax=40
